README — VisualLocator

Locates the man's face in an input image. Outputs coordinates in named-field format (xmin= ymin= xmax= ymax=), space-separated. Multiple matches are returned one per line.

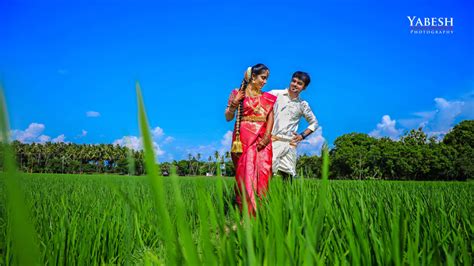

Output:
xmin=289 ymin=77 xmax=306 ymax=95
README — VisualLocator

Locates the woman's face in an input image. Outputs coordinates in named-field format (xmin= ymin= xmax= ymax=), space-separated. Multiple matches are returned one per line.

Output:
xmin=252 ymin=70 xmax=269 ymax=90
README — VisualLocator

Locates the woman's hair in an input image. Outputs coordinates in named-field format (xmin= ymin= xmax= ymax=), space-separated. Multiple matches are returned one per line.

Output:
xmin=250 ymin=63 xmax=269 ymax=81
xmin=292 ymin=71 xmax=311 ymax=87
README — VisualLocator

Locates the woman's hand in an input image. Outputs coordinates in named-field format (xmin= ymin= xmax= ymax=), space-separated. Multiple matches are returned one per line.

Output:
xmin=232 ymin=90 xmax=245 ymax=106
xmin=257 ymin=134 xmax=270 ymax=151
xmin=257 ymin=140 xmax=266 ymax=151
xmin=225 ymin=89 xmax=245 ymax=121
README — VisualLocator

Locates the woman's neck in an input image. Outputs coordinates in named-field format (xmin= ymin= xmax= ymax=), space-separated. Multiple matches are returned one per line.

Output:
xmin=246 ymin=85 xmax=261 ymax=96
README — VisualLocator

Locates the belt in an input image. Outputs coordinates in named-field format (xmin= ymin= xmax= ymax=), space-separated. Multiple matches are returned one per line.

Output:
xmin=241 ymin=115 xmax=266 ymax=122
xmin=272 ymin=135 xmax=297 ymax=147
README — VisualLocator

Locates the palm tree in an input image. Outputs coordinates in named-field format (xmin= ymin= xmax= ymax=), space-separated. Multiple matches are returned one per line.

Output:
xmin=207 ymin=156 xmax=213 ymax=175
xmin=195 ymin=153 xmax=202 ymax=175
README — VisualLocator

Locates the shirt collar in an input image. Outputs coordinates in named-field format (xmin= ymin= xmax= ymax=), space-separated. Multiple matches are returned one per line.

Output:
xmin=285 ymin=88 xmax=301 ymax=101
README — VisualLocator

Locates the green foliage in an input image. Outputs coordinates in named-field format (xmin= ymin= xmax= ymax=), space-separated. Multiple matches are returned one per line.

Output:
xmin=317 ymin=123 xmax=473 ymax=180
xmin=0 ymin=174 xmax=472 ymax=264
xmin=330 ymin=133 xmax=380 ymax=179
xmin=443 ymin=120 xmax=474 ymax=180
xmin=8 ymin=141 xmax=146 ymax=175
xmin=296 ymin=154 xmax=321 ymax=178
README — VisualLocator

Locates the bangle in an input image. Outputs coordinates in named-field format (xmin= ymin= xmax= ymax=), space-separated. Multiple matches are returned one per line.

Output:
xmin=299 ymin=131 xmax=308 ymax=139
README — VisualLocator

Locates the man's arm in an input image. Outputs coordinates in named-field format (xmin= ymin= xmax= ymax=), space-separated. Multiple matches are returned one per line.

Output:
xmin=291 ymin=101 xmax=319 ymax=143
xmin=301 ymin=101 xmax=318 ymax=136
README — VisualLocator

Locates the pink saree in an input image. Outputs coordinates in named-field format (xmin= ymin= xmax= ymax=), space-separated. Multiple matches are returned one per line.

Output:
xmin=228 ymin=90 xmax=277 ymax=214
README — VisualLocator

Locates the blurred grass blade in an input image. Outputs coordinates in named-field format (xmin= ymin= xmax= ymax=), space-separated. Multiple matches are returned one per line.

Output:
xmin=216 ymin=159 xmax=221 ymax=177
xmin=126 ymin=144 xmax=136 ymax=175
xmin=171 ymin=177 xmax=200 ymax=264
xmin=170 ymin=163 xmax=177 ymax=177
xmin=136 ymin=81 xmax=176 ymax=263
xmin=0 ymin=86 xmax=40 ymax=265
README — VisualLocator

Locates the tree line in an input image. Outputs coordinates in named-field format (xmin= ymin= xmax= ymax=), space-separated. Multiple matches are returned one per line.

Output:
xmin=0 ymin=142 xmax=233 ymax=176
xmin=297 ymin=120 xmax=473 ymax=181
xmin=1 ymin=120 xmax=472 ymax=180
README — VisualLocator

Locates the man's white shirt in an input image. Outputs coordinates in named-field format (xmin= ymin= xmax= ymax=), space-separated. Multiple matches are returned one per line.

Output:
xmin=268 ymin=89 xmax=318 ymax=138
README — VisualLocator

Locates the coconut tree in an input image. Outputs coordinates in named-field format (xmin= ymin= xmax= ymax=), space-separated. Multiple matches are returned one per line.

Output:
xmin=207 ymin=156 xmax=213 ymax=175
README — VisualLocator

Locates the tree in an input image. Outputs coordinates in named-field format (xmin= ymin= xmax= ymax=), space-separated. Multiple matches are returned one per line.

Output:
xmin=296 ymin=155 xmax=321 ymax=178
xmin=331 ymin=133 xmax=378 ymax=179
xmin=443 ymin=120 xmax=474 ymax=180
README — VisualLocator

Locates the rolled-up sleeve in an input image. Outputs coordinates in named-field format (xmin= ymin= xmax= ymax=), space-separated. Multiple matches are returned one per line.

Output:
xmin=302 ymin=101 xmax=318 ymax=132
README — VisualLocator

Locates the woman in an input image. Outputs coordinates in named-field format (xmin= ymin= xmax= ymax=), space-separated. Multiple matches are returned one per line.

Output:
xmin=225 ymin=63 xmax=276 ymax=214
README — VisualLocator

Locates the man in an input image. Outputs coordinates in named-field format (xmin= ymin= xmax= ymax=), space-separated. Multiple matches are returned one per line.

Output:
xmin=269 ymin=71 xmax=319 ymax=179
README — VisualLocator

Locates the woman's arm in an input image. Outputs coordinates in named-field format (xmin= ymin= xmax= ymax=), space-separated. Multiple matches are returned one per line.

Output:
xmin=225 ymin=103 xmax=238 ymax=121
xmin=225 ymin=90 xmax=244 ymax=121
xmin=257 ymin=109 xmax=274 ymax=150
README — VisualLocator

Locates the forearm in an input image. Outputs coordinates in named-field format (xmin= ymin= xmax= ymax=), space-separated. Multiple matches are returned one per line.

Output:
xmin=302 ymin=102 xmax=318 ymax=132
xmin=257 ymin=110 xmax=274 ymax=150
xmin=264 ymin=110 xmax=274 ymax=139
xmin=292 ymin=128 xmax=314 ymax=144
xmin=225 ymin=100 xmax=240 ymax=121
xmin=225 ymin=89 xmax=240 ymax=121
xmin=225 ymin=107 xmax=236 ymax=121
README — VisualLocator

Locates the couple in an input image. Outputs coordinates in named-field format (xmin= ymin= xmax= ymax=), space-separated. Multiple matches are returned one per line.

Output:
xmin=225 ymin=63 xmax=319 ymax=214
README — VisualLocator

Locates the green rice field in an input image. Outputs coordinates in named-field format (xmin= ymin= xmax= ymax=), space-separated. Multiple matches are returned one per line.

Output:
xmin=0 ymin=173 xmax=473 ymax=265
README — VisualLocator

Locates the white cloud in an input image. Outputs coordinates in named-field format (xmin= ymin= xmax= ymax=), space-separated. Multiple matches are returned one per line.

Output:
xmin=297 ymin=127 xmax=326 ymax=156
xmin=430 ymin=97 xmax=464 ymax=134
xmin=86 ymin=111 xmax=100 ymax=117
xmin=177 ymin=131 xmax=233 ymax=161
xmin=217 ymin=130 xmax=235 ymax=156
xmin=185 ymin=144 xmax=219 ymax=159
xmin=10 ymin=123 xmax=67 ymax=143
xmin=113 ymin=136 xmax=142 ymax=150
xmin=38 ymin=135 xmax=51 ymax=143
xmin=153 ymin=143 xmax=165 ymax=157
xmin=373 ymin=92 xmax=474 ymax=141
xmin=10 ymin=123 xmax=55 ymax=143
xmin=399 ymin=111 xmax=436 ymax=128
xmin=81 ymin=130 xmax=87 ymax=137
xmin=369 ymin=115 xmax=402 ymax=140
xmin=113 ymin=135 xmax=165 ymax=157
xmin=113 ymin=125 xmax=174 ymax=160
xmin=152 ymin=126 xmax=164 ymax=139
xmin=52 ymin=134 xmax=66 ymax=143
xmin=220 ymin=130 xmax=233 ymax=148
xmin=163 ymin=136 xmax=174 ymax=144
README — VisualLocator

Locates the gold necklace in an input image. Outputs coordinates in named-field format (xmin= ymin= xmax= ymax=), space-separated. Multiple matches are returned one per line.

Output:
xmin=246 ymin=87 xmax=261 ymax=97
xmin=248 ymin=94 xmax=265 ymax=115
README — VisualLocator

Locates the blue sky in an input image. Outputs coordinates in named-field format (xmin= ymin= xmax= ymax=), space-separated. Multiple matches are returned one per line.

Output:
xmin=1 ymin=0 xmax=473 ymax=161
